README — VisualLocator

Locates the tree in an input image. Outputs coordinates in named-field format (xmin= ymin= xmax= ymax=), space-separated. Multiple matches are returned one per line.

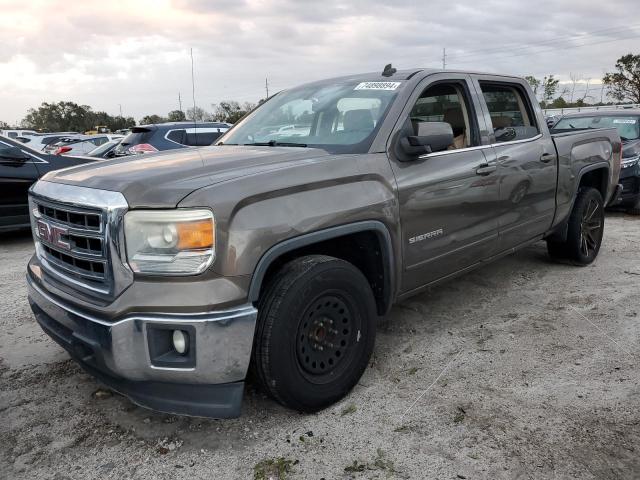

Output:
xmin=603 ymin=53 xmax=640 ymax=103
xmin=550 ymin=96 xmax=568 ymax=109
xmin=0 ymin=120 xmax=10 ymax=129
xmin=524 ymin=76 xmax=541 ymax=98
xmin=541 ymin=75 xmax=559 ymax=106
xmin=167 ymin=110 xmax=186 ymax=122
xmin=20 ymin=101 xmax=135 ymax=132
xmin=211 ymin=101 xmax=256 ymax=124
xmin=139 ymin=114 xmax=167 ymax=125
xmin=22 ymin=101 xmax=95 ymax=132
xmin=185 ymin=106 xmax=212 ymax=122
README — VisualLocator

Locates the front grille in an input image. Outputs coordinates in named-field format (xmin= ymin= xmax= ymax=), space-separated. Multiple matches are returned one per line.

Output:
xmin=32 ymin=197 xmax=111 ymax=294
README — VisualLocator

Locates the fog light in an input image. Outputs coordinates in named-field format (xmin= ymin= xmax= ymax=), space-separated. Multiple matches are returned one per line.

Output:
xmin=172 ymin=330 xmax=189 ymax=355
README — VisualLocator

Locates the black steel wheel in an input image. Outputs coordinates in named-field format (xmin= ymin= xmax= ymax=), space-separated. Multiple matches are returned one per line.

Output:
xmin=296 ymin=294 xmax=359 ymax=380
xmin=252 ymin=255 xmax=376 ymax=412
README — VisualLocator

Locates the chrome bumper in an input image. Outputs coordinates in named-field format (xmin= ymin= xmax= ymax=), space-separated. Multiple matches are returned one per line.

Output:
xmin=27 ymin=273 xmax=257 ymax=385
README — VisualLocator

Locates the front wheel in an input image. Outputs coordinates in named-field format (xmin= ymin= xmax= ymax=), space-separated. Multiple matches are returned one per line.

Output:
xmin=252 ymin=255 xmax=377 ymax=412
xmin=548 ymin=187 xmax=605 ymax=265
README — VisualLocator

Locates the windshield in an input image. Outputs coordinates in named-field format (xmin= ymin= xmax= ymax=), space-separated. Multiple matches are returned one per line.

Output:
xmin=554 ymin=115 xmax=640 ymax=140
xmin=218 ymin=79 xmax=402 ymax=153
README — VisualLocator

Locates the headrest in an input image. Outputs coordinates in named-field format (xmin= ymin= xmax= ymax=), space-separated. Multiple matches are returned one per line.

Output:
xmin=443 ymin=108 xmax=465 ymax=136
xmin=343 ymin=109 xmax=374 ymax=132
xmin=491 ymin=116 xmax=512 ymax=128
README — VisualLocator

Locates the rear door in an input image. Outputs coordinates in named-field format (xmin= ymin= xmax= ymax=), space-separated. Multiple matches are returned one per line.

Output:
xmin=471 ymin=76 xmax=557 ymax=249
xmin=387 ymin=73 xmax=500 ymax=292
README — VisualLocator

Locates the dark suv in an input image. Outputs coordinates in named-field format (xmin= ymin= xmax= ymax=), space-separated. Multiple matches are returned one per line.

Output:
xmin=114 ymin=121 xmax=231 ymax=156
xmin=553 ymin=110 xmax=640 ymax=214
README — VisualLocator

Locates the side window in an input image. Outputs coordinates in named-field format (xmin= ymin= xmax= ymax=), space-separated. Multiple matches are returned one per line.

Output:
xmin=410 ymin=83 xmax=477 ymax=150
xmin=479 ymin=82 xmax=539 ymax=142
xmin=185 ymin=131 xmax=221 ymax=146
xmin=92 ymin=137 xmax=108 ymax=146
xmin=7 ymin=132 xmax=17 ymax=138
xmin=167 ymin=129 xmax=186 ymax=144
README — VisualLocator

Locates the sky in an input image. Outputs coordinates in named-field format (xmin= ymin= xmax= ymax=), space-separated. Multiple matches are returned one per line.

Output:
xmin=1 ymin=0 xmax=639 ymax=125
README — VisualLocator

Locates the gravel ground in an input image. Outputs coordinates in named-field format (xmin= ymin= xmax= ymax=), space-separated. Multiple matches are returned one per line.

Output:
xmin=1 ymin=214 xmax=639 ymax=480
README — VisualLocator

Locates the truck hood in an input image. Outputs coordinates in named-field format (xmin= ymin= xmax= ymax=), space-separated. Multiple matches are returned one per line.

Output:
xmin=42 ymin=145 xmax=330 ymax=208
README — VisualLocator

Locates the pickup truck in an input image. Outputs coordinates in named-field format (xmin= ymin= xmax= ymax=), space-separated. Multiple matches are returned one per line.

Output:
xmin=26 ymin=67 xmax=622 ymax=418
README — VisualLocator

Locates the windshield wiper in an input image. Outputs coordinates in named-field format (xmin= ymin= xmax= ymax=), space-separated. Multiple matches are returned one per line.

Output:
xmin=244 ymin=140 xmax=308 ymax=147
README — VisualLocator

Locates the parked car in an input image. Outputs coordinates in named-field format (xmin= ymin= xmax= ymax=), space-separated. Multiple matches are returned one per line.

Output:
xmin=26 ymin=67 xmax=621 ymax=418
xmin=47 ymin=134 xmax=123 ymax=156
xmin=0 ymin=129 xmax=37 ymax=139
xmin=552 ymin=110 xmax=640 ymax=214
xmin=0 ymin=135 xmax=96 ymax=232
xmin=113 ymin=121 xmax=231 ymax=156
xmin=15 ymin=132 xmax=78 ymax=151
xmin=86 ymin=138 xmax=122 ymax=159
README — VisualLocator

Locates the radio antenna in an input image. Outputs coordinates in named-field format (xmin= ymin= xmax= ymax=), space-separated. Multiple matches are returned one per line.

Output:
xmin=190 ymin=48 xmax=198 ymax=145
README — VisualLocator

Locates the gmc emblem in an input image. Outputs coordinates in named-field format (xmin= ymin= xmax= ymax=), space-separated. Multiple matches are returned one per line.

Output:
xmin=36 ymin=219 xmax=70 ymax=250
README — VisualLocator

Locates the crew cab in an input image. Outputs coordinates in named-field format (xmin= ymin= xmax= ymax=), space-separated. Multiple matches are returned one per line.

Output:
xmin=26 ymin=68 xmax=621 ymax=417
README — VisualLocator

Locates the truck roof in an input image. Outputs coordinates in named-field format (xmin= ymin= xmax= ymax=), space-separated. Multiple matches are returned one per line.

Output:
xmin=559 ymin=109 xmax=640 ymax=118
xmin=294 ymin=68 xmax=524 ymax=89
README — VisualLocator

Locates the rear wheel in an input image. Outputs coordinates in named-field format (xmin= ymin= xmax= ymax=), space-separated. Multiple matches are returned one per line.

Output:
xmin=548 ymin=187 xmax=605 ymax=265
xmin=252 ymin=255 xmax=376 ymax=412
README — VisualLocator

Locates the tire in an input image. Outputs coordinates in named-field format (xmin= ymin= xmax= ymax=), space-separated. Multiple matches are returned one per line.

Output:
xmin=546 ymin=239 xmax=568 ymax=260
xmin=252 ymin=255 xmax=377 ymax=412
xmin=564 ymin=187 xmax=605 ymax=265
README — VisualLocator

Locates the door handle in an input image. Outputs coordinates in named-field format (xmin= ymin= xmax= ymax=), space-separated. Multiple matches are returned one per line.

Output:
xmin=540 ymin=153 xmax=556 ymax=163
xmin=476 ymin=164 xmax=497 ymax=176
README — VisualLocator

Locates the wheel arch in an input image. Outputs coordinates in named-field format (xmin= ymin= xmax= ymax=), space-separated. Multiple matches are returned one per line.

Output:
xmin=248 ymin=221 xmax=395 ymax=316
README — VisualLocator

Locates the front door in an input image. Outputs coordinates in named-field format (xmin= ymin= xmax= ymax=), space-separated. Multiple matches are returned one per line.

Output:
xmin=387 ymin=74 xmax=500 ymax=293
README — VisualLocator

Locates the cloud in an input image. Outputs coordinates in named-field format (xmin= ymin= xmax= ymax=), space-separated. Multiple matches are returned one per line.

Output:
xmin=0 ymin=0 xmax=638 ymax=122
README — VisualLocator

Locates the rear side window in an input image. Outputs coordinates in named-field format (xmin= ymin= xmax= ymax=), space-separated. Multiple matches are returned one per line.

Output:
xmin=185 ymin=131 xmax=222 ymax=146
xmin=479 ymin=82 xmax=539 ymax=142
xmin=166 ymin=129 xmax=186 ymax=144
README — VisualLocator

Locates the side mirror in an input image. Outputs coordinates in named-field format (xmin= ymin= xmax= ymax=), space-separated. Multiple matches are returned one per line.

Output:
xmin=0 ymin=146 xmax=30 ymax=161
xmin=400 ymin=121 xmax=454 ymax=157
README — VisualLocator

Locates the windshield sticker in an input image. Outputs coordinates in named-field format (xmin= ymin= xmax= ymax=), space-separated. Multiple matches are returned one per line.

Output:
xmin=613 ymin=118 xmax=637 ymax=124
xmin=354 ymin=81 xmax=401 ymax=91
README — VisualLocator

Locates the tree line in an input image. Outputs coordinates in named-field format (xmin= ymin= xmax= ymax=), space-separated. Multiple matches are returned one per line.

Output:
xmin=525 ymin=53 xmax=640 ymax=109
xmin=4 ymin=100 xmax=261 ymax=133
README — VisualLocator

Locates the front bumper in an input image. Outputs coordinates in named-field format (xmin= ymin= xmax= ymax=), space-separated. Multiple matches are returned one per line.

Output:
xmin=27 ymin=274 xmax=257 ymax=418
xmin=611 ymin=165 xmax=640 ymax=206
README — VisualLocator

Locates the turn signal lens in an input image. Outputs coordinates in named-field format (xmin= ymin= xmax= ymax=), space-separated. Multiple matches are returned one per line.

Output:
xmin=177 ymin=220 xmax=214 ymax=250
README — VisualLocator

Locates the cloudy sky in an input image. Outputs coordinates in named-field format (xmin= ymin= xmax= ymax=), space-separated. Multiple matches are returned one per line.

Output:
xmin=1 ymin=0 xmax=638 ymax=124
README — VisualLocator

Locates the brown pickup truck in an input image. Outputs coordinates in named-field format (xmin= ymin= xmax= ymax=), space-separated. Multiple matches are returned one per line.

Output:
xmin=26 ymin=67 xmax=622 ymax=417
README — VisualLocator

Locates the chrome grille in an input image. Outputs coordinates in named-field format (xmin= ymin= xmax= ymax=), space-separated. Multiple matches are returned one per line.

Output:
xmin=31 ymin=197 xmax=111 ymax=294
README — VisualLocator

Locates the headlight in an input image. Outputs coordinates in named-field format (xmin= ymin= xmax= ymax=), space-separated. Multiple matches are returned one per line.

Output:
xmin=621 ymin=154 xmax=640 ymax=168
xmin=124 ymin=209 xmax=215 ymax=275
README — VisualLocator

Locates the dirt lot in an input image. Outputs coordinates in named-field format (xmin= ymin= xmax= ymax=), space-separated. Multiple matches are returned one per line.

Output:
xmin=1 ymin=214 xmax=639 ymax=480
